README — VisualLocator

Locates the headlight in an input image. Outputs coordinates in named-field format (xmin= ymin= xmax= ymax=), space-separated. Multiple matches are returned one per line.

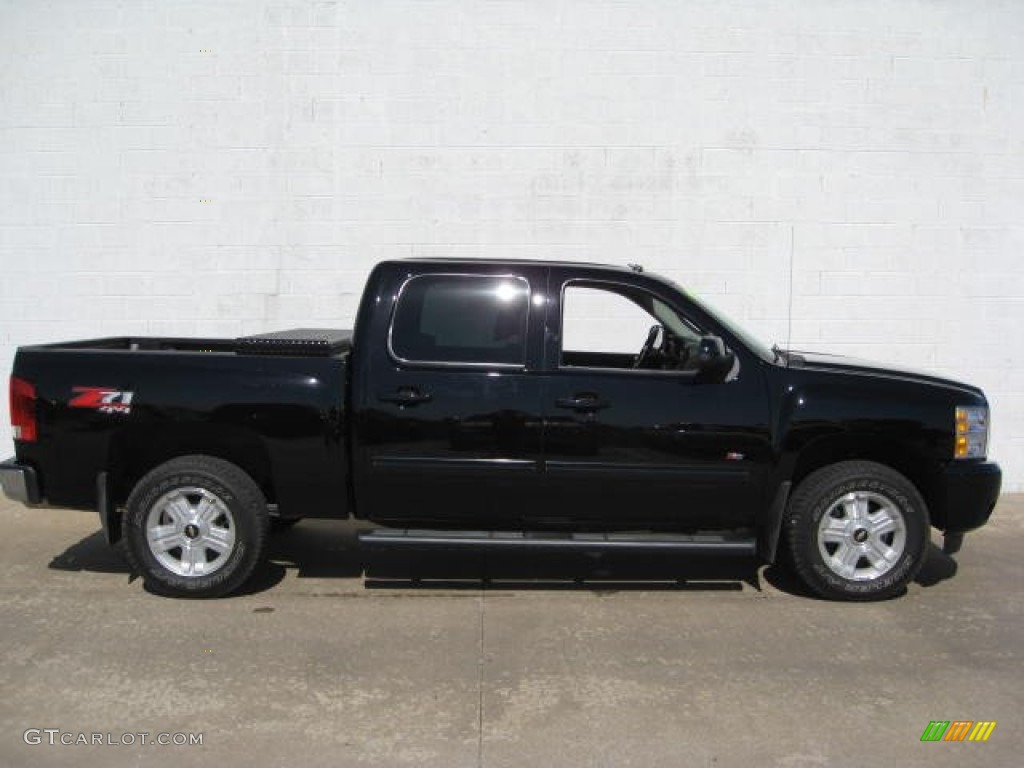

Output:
xmin=954 ymin=406 xmax=989 ymax=459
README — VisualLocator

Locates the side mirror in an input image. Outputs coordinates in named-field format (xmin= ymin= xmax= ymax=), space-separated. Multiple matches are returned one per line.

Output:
xmin=695 ymin=335 xmax=736 ymax=383
xmin=697 ymin=335 xmax=726 ymax=361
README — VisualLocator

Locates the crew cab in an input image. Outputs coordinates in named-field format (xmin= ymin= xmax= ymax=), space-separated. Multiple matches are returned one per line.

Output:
xmin=0 ymin=259 xmax=1002 ymax=600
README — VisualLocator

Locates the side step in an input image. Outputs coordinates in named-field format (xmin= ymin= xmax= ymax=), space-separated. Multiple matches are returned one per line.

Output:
xmin=357 ymin=529 xmax=756 ymax=556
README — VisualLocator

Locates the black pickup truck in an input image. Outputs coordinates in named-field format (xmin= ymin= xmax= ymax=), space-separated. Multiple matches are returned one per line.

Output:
xmin=1 ymin=259 xmax=1002 ymax=600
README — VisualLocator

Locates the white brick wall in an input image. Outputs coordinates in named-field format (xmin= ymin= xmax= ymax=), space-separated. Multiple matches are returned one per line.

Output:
xmin=1 ymin=0 xmax=1022 ymax=489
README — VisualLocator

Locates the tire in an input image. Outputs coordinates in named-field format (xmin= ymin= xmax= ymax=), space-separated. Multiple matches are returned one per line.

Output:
xmin=122 ymin=455 xmax=270 ymax=598
xmin=785 ymin=461 xmax=929 ymax=601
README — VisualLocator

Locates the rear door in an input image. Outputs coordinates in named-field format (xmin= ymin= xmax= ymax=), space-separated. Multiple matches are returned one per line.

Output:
xmin=352 ymin=264 xmax=547 ymax=527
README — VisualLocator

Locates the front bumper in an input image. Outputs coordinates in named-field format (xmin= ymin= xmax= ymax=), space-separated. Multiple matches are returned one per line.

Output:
xmin=0 ymin=457 xmax=42 ymax=506
xmin=938 ymin=460 xmax=1001 ymax=534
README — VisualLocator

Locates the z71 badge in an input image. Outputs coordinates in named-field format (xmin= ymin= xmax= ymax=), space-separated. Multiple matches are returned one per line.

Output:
xmin=69 ymin=387 xmax=134 ymax=415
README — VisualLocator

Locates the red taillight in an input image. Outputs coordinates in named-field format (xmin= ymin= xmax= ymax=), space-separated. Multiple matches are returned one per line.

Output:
xmin=10 ymin=376 xmax=37 ymax=442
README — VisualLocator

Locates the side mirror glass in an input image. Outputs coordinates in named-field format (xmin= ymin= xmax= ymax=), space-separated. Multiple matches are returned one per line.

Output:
xmin=695 ymin=335 xmax=736 ymax=383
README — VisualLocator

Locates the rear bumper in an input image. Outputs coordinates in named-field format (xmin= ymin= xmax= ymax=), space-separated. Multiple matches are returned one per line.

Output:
xmin=938 ymin=461 xmax=1001 ymax=533
xmin=0 ymin=458 xmax=42 ymax=506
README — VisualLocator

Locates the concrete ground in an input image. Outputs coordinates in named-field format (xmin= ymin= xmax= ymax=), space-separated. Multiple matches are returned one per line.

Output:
xmin=0 ymin=495 xmax=1021 ymax=768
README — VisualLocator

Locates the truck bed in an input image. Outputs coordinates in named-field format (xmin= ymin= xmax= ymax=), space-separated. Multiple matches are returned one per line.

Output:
xmin=11 ymin=329 xmax=353 ymax=520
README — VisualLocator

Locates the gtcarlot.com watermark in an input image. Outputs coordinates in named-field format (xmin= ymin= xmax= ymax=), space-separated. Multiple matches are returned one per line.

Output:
xmin=24 ymin=729 xmax=203 ymax=747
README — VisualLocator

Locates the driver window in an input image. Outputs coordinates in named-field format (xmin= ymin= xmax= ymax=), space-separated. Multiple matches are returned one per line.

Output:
xmin=561 ymin=282 xmax=709 ymax=372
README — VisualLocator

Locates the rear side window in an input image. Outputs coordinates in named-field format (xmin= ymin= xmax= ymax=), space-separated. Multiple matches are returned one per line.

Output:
xmin=390 ymin=274 xmax=530 ymax=366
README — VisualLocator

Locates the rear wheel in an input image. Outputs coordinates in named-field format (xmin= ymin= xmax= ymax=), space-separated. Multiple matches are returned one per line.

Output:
xmin=785 ymin=461 xmax=929 ymax=601
xmin=122 ymin=455 xmax=269 ymax=597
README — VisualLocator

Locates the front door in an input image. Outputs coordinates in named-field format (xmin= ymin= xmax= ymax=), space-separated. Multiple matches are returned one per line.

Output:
xmin=539 ymin=270 xmax=772 ymax=531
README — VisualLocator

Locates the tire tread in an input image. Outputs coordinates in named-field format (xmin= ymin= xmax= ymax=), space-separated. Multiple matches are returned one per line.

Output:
xmin=122 ymin=455 xmax=269 ymax=598
xmin=785 ymin=460 xmax=929 ymax=601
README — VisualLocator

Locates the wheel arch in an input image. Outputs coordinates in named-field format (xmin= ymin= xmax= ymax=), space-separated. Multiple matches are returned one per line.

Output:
xmin=107 ymin=425 xmax=275 ymax=523
xmin=788 ymin=434 xmax=934 ymax=525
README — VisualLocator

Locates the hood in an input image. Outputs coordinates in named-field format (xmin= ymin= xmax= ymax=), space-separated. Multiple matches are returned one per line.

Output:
xmin=781 ymin=350 xmax=982 ymax=396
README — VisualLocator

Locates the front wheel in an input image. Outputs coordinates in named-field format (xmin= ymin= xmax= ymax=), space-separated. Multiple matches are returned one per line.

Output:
xmin=122 ymin=455 xmax=270 ymax=598
xmin=785 ymin=461 xmax=929 ymax=601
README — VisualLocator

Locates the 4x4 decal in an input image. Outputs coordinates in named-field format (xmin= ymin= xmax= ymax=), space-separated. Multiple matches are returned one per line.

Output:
xmin=69 ymin=387 xmax=134 ymax=415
